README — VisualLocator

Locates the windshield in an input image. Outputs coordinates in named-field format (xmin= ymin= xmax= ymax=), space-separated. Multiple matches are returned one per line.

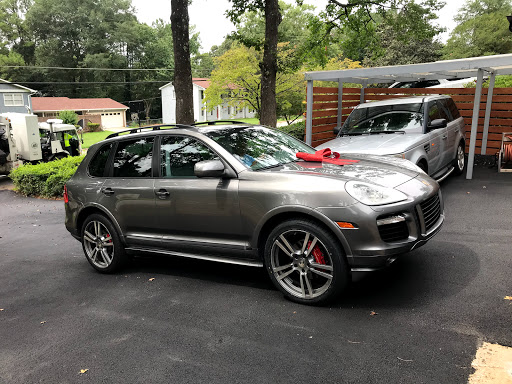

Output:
xmin=341 ymin=103 xmax=424 ymax=135
xmin=202 ymin=126 xmax=315 ymax=170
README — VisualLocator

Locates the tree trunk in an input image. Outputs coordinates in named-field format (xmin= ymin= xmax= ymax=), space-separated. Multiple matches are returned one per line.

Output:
xmin=171 ymin=0 xmax=194 ymax=125
xmin=259 ymin=0 xmax=282 ymax=128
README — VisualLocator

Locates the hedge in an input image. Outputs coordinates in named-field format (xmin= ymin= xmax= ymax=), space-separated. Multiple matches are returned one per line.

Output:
xmin=277 ymin=121 xmax=305 ymax=141
xmin=9 ymin=156 xmax=84 ymax=198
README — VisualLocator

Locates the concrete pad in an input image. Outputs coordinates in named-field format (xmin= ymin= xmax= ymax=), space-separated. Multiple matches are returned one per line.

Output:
xmin=469 ymin=342 xmax=512 ymax=383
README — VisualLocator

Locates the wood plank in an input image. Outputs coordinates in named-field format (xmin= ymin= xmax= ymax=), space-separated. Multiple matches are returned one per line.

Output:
xmin=459 ymin=110 xmax=512 ymax=119
xmin=365 ymin=88 xmax=477 ymax=95
xmin=341 ymin=88 xmax=362 ymax=94
xmin=311 ymin=138 xmax=333 ymax=147
xmin=312 ymin=116 xmax=337 ymax=126
xmin=312 ymin=102 xmax=338 ymax=110
xmin=312 ymin=124 xmax=337 ymax=134
xmin=313 ymin=87 xmax=338 ymax=94
xmin=312 ymin=109 xmax=338 ymax=118
xmin=312 ymin=131 xmax=337 ymax=141
xmin=313 ymin=94 xmax=339 ymax=102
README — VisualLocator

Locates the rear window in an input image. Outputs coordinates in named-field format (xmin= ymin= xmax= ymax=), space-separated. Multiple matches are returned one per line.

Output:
xmin=88 ymin=143 xmax=112 ymax=177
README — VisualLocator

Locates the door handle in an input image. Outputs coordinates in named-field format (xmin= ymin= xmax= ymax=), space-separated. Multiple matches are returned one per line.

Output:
xmin=155 ymin=189 xmax=170 ymax=199
xmin=101 ymin=187 xmax=115 ymax=196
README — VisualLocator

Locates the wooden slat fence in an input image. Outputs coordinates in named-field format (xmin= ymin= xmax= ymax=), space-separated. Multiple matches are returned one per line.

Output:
xmin=308 ymin=86 xmax=512 ymax=153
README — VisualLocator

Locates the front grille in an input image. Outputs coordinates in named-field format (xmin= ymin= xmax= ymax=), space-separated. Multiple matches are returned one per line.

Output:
xmin=419 ymin=193 xmax=441 ymax=232
xmin=377 ymin=216 xmax=409 ymax=243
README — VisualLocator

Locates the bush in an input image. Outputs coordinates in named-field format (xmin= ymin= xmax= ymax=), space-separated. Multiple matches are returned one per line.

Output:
xmin=9 ymin=156 xmax=84 ymax=198
xmin=87 ymin=122 xmax=101 ymax=132
xmin=277 ymin=120 xmax=305 ymax=141
xmin=58 ymin=110 xmax=79 ymax=126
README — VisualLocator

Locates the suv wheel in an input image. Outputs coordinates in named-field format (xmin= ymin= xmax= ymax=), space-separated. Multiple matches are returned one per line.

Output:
xmin=453 ymin=142 xmax=465 ymax=175
xmin=264 ymin=219 xmax=349 ymax=305
xmin=81 ymin=213 xmax=126 ymax=273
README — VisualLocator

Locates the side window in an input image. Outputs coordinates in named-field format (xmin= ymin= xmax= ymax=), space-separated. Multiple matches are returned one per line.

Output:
xmin=445 ymin=98 xmax=461 ymax=120
xmin=436 ymin=101 xmax=451 ymax=121
xmin=160 ymin=136 xmax=219 ymax=178
xmin=113 ymin=137 xmax=154 ymax=178
xmin=428 ymin=102 xmax=441 ymax=123
xmin=88 ymin=143 xmax=113 ymax=177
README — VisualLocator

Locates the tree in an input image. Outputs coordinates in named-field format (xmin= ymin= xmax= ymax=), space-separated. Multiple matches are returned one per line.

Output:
xmin=443 ymin=0 xmax=512 ymax=59
xmin=203 ymin=44 xmax=304 ymax=124
xmin=58 ymin=110 xmax=78 ymax=125
xmin=171 ymin=0 xmax=194 ymax=124
xmin=228 ymin=0 xmax=282 ymax=127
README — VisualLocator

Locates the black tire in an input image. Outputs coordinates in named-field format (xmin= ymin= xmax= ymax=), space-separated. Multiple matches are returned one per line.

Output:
xmin=453 ymin=141 xmax=465 ymax=175
xmin=81 ymin=213 xmax=126 ymax=273
xmin=263 ymin=219 xmax=349 ymax=305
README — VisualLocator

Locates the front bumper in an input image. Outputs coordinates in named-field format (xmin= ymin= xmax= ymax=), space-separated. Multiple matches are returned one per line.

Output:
xmin=317 ymin=177 xmax=444 ymax=271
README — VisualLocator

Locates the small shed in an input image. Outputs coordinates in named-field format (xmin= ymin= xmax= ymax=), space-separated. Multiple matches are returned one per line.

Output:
xmin=304 ymin=54 xmax=512 ymax=179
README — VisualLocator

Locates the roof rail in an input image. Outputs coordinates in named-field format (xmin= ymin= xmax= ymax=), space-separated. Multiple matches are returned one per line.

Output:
xmin=191 ymin=120 xmax=248 ymax=126
xmin=105 ymin=124 xmax=193 ymax=139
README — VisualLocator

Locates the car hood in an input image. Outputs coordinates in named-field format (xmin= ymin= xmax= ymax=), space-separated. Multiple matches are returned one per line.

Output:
xmin=317 ymin=133 xmax=424 ymax=155
xmin=266 ymin=155 xmax=420 ymax=188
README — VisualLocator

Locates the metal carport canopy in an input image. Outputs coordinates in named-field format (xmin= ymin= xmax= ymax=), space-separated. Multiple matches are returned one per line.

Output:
xmin=303 ymin=53 xmax=512 ymax=179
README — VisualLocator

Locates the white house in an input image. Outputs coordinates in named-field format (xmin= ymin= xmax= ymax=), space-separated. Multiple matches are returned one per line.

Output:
xmin=160 ymin=78 xmax=257 ymax=124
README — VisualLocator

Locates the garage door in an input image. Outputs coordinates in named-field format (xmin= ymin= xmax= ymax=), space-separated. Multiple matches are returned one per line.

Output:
xmin=101 ymin=112 xmax=124 ymax=129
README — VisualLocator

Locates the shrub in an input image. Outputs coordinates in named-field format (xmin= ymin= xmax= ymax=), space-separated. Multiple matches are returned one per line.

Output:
xmin=87 ymin=122 xmax=101 ymax=132
xmin=277 ymin=120 xmax=305 ymax=141
xmin=58 ymin=110 xmax=79 ymax=125
xmin=9 ymin=156 xmax=84 ymax=198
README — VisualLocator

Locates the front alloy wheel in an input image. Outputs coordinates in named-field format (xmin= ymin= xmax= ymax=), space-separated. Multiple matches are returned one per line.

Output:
xmin=454 ymin=142 xmax=465 ymax=175
xmin=265 ymin=219 xmax=348 ymax=304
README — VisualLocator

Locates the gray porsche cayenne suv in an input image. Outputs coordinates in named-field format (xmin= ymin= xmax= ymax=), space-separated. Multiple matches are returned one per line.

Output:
xmin=65 ymin=122 xmax=444 ymax=304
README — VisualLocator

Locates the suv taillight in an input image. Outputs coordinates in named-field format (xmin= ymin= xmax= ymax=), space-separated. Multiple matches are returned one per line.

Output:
xmin=63 ymin=185 xmax=69 ymax=203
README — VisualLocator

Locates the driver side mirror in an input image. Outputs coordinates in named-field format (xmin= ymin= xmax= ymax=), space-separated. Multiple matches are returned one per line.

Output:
xmin=428 ymin=118 xmax=447 ymax=130
xmin=194 ymin=159 xmax=234 ymax=178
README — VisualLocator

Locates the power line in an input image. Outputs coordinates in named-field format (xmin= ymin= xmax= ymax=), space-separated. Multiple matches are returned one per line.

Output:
xmin=0 ymin=65 xmax=215 ymax=72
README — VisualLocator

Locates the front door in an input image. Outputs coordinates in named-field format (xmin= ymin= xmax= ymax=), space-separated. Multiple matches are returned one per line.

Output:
xmin=426 ymin=101 xmax=448 ymax=174
xmin=153 ymin=135 xmax=243 ymax=254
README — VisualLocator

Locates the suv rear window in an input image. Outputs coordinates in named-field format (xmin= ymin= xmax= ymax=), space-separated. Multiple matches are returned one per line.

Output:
xmin=88 ymin=143 xmax=112 ymax=177
xmin=113 ymin=137 xmax=154 ymax=178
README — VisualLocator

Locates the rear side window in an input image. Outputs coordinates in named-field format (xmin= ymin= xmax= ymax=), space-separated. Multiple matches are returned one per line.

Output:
xmin=113 ymin=137 xmax=154 ymax=178
xmin=436 ymin=101 xmax=451 ymax=121
xmin=160 ymin=136 xmax=218 ymax=178
xmin=88 ymin=143 xmax=112 ymax=177
xmin=445 ymin=98 xmax=461 ymax=120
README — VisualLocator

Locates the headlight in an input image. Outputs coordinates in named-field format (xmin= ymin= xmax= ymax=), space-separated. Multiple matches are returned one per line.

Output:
xmin=345 ymin=181 xmax=408 ymax=206
xmin=387 ymin=153 xmax=405 ymax=159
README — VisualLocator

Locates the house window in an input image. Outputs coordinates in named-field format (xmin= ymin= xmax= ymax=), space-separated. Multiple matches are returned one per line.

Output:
xmin=4 ymin=93 xmax=23 ymax=106
xmin=200 ymin=90 xmax=204 ymax=100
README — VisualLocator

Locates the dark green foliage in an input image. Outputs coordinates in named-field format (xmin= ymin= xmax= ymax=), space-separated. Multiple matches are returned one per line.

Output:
xmin=58 ymin=110 xmax=78 ymax=125
xmin=277 ymin=120 xmax=305 ymax=141
xmin=86 ymin=123 xmax=101 ymax=132
xmin=9 ymin=155 xmax=84 ymax=198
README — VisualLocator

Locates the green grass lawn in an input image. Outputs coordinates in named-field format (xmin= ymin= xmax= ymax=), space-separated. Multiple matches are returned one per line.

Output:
xmin=81 ymin=131 xmax=114 ymax=149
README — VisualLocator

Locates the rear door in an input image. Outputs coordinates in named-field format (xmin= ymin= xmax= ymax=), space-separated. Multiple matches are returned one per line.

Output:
xmin=98 ymin=136 xmax=160 ymax=248
xmin=153 ymin=134 xmax=243 ymax=254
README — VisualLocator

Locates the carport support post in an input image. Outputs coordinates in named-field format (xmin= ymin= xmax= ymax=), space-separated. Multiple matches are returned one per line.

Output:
xmin=466 ymin=68 xmax=484 ymax=179
xmin=306 ymin=80 xmax=313 ymax=145
xmin=337 ymin=81 xmax=343 ymax=127
xmin=481 ymin=71 xmax=496 ymax=155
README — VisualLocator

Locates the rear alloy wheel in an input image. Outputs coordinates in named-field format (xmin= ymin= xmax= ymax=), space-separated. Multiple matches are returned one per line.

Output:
xmin=264 ymin=219 xmax=349 ymax=305
xmin=453 ymin=142 xmax=465 ymax=175
xmin=81 ymin=213 xmax=126 ymax=273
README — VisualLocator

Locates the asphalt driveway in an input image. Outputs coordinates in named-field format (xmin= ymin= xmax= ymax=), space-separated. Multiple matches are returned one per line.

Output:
xmin=0 ymin=165 xmax=511 ymax=383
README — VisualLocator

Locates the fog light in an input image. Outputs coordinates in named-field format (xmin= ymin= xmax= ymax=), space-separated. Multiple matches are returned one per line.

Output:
xmin=336 ymin=221 xmax=357 ymax=229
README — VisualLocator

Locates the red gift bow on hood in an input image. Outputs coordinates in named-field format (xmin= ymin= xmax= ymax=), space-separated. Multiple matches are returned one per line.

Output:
xmin=296 ymin=148 xmax=359 ymax=166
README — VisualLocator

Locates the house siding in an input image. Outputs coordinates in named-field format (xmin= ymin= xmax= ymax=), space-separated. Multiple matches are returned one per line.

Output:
xmin=0 ymin=83 xmax=32 ymax=114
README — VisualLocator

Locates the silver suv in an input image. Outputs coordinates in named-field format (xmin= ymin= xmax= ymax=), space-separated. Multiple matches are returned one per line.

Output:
xmin=319 ymin=95 xmax=466 ymax=181
xmin=65 ymin=123 xmax=444 ymax=304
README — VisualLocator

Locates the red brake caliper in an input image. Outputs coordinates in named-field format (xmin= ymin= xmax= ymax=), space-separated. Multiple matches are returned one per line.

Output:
xmin=105 ymin=234 xmax=112 ymax=243
xmin=308 ymin=241 xmax=326 ymax=264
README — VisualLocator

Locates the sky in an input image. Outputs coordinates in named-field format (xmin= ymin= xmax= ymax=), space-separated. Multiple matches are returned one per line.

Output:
xmin=131 ymin=0 xmax=460 ymax=53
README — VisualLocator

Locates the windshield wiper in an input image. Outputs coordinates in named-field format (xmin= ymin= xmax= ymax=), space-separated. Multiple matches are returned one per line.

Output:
xmin=339 ymin=132 xmax=365 ymax=136
xmin=368 ymin=130 xmax=405 ymax=135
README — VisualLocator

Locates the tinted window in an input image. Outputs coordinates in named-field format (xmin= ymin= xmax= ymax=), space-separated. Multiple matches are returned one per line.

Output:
xmin=436 ymin=101 xmax=451 ymax=121
xmin=113 ymin=137 xmax=154 ymax=178
xmin=160 ymin=136 xmax=218 ymax=178
xmin=428 ymin=103 xmax=441 ymax=122
xmin=445 ymin=98 xmax=461 ymax=120
xmin=88 ymin=143 xmax=112 ymax=177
